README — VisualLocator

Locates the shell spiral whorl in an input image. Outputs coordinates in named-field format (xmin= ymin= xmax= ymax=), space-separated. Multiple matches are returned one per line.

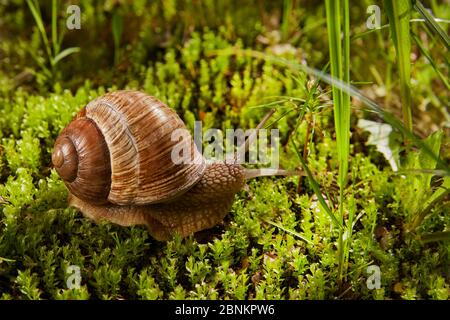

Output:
xmin=53 ymin=117 xmax=112 ymax=204
xmin=52 ymin=90 xmax=206 ymax=207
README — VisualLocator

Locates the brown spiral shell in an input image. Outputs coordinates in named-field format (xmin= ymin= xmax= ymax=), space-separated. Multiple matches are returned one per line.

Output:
xmin=52 ymin=90 xmax=206 ymax=206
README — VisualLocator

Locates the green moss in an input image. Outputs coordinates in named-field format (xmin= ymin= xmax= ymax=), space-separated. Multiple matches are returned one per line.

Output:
xmin=0 ymin=2 xmax=449 ymax=300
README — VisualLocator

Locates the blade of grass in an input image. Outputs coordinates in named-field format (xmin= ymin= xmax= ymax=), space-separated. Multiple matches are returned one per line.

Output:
xmin=265 ymin=109 xmax=296 ymax=128
xmin=53 ymin=47 xmax=80 ymax=65
xmin=344 ymin=196 xmax=355 ymax=274
xmin=26 ymin=0 xmax=52 ymax=61
xmin=341 ymin=0 xmax=351 ymax=281
xmin=292 ymin=139 xmax=343 ymax=230
xmin=263 ymin=219 xmax=314 ymax=245
xmin=281 ymin=0 xmax=292 ymax=41
xmin=258 ymin=95 xmax=306 ymax=102
xmin=412 ymin=33 xmax=450 ymax=90
xmin=413 ymin=0 xmax=450 ymax=50
xmin=51 ymin=0 xmax=59 ymax=57
xmin=325 ymin=0 xmax=351 ymax=188
xmin=248 ymin=99 xmax=297 ymax=109
xmin=395 ymin=169 xmax=450 ymax=177
xmin=112 ymin=9 xmax=123 ymax=65
xmin=25 ymin=47 xmax=52 ymax=78
xmin=325 ymin=0 xmax=351 ymax=282
xmin=352 ymin=18 xmax=450 ymax=40
xmin=385 ymin=0 xmax=413 ymax=133
xmin=409 ymin=176 xmax=450 ymax=231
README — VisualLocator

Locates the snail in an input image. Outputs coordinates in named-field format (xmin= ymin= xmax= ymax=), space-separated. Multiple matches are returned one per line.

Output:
xmin=52 ymin=90 xmax=296 ymax=241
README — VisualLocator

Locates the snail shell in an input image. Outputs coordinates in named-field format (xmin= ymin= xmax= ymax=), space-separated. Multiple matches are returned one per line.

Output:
xmin=52 ymin=90 xmax=206 ymax=206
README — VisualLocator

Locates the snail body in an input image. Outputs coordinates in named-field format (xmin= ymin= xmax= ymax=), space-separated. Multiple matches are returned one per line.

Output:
xmin=53 ymin=90 xmax=291 ymax=241
xmin=69 ymin=162 xmax=245 ymax=240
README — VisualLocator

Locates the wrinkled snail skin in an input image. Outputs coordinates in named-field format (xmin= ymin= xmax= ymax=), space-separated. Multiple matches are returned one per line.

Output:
xmin=52 ymin=90 xmax=246 ymax=241
xmin=68 ymin=162 xmax=245 ymax=241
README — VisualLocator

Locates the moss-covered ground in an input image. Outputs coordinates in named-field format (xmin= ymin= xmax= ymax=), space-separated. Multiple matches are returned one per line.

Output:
xmin=0 ymin=1 xmax=448 ymax=300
